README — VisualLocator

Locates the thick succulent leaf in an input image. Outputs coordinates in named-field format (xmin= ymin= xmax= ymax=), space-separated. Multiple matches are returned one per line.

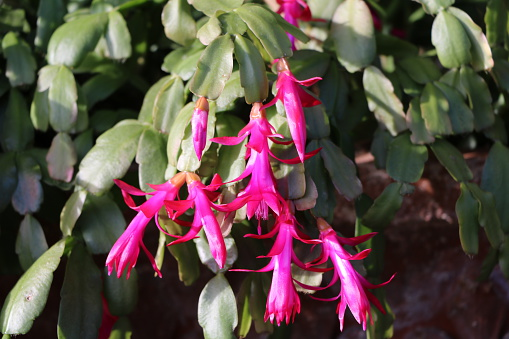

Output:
xmin=189 ymin=0 xmax=243 ymax=16
xmin=363 ymin=66 xmax=406 ymax=136
xmin=271 ymin=10 xmax=310 ymax=44
xmin=416 ymin=0 xmax=454 ymax=14
xmin=76 ymin=120 xmax=146 ymax=195
xmin=167 ymin=102 xmax=194 ymax=167
xmin=456 ymin=183 xmax=480 ymax=255
xmin=198 ymin=274 xmax=238 ymax=339
xmin=103 ymin=268 xmax=138 ymax=316
xmin=60 ymin=190 xmax=88 ymax=237
xmin=237 ymin=277 xmax=252 ymax=338
xmin=216 ymin=71 xmax=244 ymax=110
xmin=431 ymin=10 xmax=471 ymax=69
xmin=152 ymin=76 xmax=185 ymax=134
xmin=485 ymin=0 xmax=507 ymax=47
xmin=0 ymin=239 xmax=65 ymax=335
xmin=235 ymin=4 xmax=292 ymax=60
xmin=448 ymin=7 xmax=493 ymax=71
xmin=46 ymin=132 xmax=77 ymax=183
xmin=370 ymin=128 xmax=393 ymax=169
xmin=272 ymin=146 xmax=306 ymax=200
xmin=197 ymin=15 xmax=221 ymax=46
xmin=459 ymin=66 xmax=495 ymax=131
xmin=162 ymin=44 xmax=204 ymax=81
xmin=466 ymin=182 xmax=504 ymax=248
xmin=481 ymin=142 xmax=509 ymax=233
xmin=138 ymin=75 xmax=173 ymax=124
xmin=158 ymin=215 xmax=200 ymax=285
xmin=319 ymin=138 xmax=362 ymax=201
xmin=30 ymin=90 xmax=50 ymax=132
xmin=2 ymin=32 xmax=36 ymax=87
xmin=433 ymin=81 xmax=474 ymax=134
xmin=11 ymin=154 xmax=43 ymax=215
xmin=162 ymin=0 xmax=196 ymax=46
xmin=48 ymin=66 xmax=78 ymax=133
xmin=305 ymin=104 xmax=330 ymax=140
xmin=331 ymin=0 xmax=375 ymax=73
xmin=35 ymin=0 xmax=65 ymax=50
xmin=76 ymin=194 xmax=125 ymax=254
xmin=406 ymin=97 xmax=435 ymax=145
xmin=136 ymin=127 xmax=167 ymax=191
xmin=362 ymin=182 xmax=404 ymax=229
xmin=429 ymin=138 xmax=473 ymax=182
xmin=15 ymin=215 xmax=49 ymax=271
xmin=47 ymin=12 xmax=109 ymax=67
xmin=195 ymin=232 xmax=237 ymax=274
xmin=0 ymin=89 xmax=33 ymax=152
xmin=420 ymin=82 xmax=452 ymax=136
xmin=398 ymin=56 xmax=441 ymax=84
xmin=82 ymin=71 xmax=127 ymax=109
xmin=189 ymin=35 xmax=234 ymax=100
xmin=386 ymin=133 xmax=428 ymax=183
xmin=234 ymin=34 xmax=268 ymax=104
xmin=105 ymin=11 xmax=132 ymax=60
xmin=57 ymin=243 xmax=102 ymax=339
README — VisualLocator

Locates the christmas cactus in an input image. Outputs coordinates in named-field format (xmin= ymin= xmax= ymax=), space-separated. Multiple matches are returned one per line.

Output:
xmin=0 ymin=0 xmax=508 ymax=338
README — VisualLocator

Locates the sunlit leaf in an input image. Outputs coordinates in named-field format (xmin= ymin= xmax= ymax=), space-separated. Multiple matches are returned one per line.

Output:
xmin=198 ymin=274 xmax=238 ymax=339
xmin=189 ymin=35 xmax=234 ymax=100
xmin=76 ymin=120 xmax=146 ymax=195
xmin=15 ymin=215 xmax=49 ymax=271
xmin=162 ymin=0 xmax=196 ymax=46
xmin=47 ymin=12 xmax=108 ymax=67
xmin=363 ymin=66 xmax=406 ymax=136
xmin=331 ymin=0 xmax=375 ymax=73
xmin=0 ymin=239 xmax=65 ymax=334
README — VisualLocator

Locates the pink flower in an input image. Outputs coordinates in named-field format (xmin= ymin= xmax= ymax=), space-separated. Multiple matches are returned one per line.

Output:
xmin=191 ymin=96 xmax=209 ymax=161
xmin=212 ymin=103 xmax=287 ymax=220
xmin=276 ymin=0 xmax=313 ymax=49
xmin=106 ymin=172 xmax=186 ymax=278
xmin=309 ymin=218 xmax=394 ymax=331
xmin=263 ymin=59 xmax=321 ymax=163
xmin=234 ymin=204 xmax=318 ymax=325
xmin=164 ymin=173 xmax=229 ymax=269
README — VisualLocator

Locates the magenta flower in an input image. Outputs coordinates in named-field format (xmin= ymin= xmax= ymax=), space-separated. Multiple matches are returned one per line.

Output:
xmin=106 ymin=172 xmax=186 ymax=278
xmin=164 ymin=173 xmax=229 ymax=269
xmin=234 ymin=204 xmax=319 ymax=325
xmin=308 ymin=218 xmax=394 ymax=331
xmin=276 ymin=0 xmax=312 ymax=49
xmin=191 ymin=96 xmax=209 ymax=161
xmin=263 ymin=58 xmax=321 ymax=163
xmin=212 ymin=103 xmax=287 ymax=220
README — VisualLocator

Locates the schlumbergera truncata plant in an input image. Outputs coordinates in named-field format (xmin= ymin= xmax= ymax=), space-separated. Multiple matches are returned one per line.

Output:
xmin=1 ymin=0 xmax=509 ymax=338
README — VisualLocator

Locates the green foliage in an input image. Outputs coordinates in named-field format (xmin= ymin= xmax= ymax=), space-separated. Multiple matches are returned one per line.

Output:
xmin=1 ymin=0 xmax=508 ymax=337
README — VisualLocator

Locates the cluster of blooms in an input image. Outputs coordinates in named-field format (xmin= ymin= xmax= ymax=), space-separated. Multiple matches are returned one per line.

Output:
xmin=106 ymin=0 xmax=393 ymax=331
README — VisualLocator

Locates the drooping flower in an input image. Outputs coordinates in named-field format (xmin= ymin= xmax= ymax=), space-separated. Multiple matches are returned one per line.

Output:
xmin=263 ymin=58 xmax=321 ymax=163
xmin=308 ymin=218 xmax=394 ymax=331
xmin=106 ymin=172 xmax=187 ymax=278
xmin=191 ymin=96 xmax=209 ymax=161
xmin=234 ymin=204 xmax=319 ymax=325
xmin=164 ymin=173 xmax=229 ymax=268
xmin=276 ymin=0 xmax=313 ymax=49
xmin=212 ymin=103 xmax=287 ymax=220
